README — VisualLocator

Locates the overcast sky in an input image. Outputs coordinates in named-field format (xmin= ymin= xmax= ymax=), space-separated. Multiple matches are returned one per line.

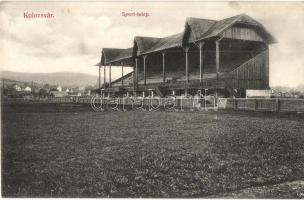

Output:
xmin=1 ymin=1 xmax=304 ymax=87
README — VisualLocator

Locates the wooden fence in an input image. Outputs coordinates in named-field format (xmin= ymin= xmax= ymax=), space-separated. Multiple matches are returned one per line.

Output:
xmin=218 ymin=98 xmax=304 ymax=112
xmin=4 ymin=96 xmax=304 ymax=112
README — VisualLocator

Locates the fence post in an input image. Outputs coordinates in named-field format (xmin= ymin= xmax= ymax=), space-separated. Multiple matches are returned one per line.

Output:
xmin=276 ymin=98 xmax=280 ymax=112
xmin=255 ymin=99 xmax=258 ymax=111
xmin=234 ymin=98 xmax=238 ymax=110
xmin=105 ymin=98 xmax=109 ymax=110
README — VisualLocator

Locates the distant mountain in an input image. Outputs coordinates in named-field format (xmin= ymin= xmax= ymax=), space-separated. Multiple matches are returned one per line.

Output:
xmin=1 ymin=78 xmax=29 ymax=86
xmin=1 ymin=71 xmax=99 ymax=87
xmin=296 ymin=84 xmax=304 ymax=92
xmin=1 ymin=78 xmax=45 ymax=90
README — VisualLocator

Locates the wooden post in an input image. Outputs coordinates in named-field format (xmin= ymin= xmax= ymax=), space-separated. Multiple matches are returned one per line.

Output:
xmin=185 ymin=47 xmax=189 ymax=83
xmin=185 ymin=47 xmax=190 ymax=96
xmin=103 ymin=65 xmax=106 ymax=89
xmin=133 ymin=67 xmax=135 ymax=95
xmin=121 ymin=62 xmax=124 ymax=88
xmin=215 ymin=39 xmax=221 ymax=80
xmin=255 ymin=99 xmax=258 ymax=111
xmin=143 ymin=56 xmax=147 ymax=85
xmin=199 ymin=42 xmax=204 ymax=83
xmin=276 ymin=98 xmax=281 ymax=112
xmin=234 ymin=98 xmax=238 ymax=110
xmin=162 ymin=52 xmax=166 ymax=83
xmin=266 ymin=48 xmax=270 ymax=89
xmin=99 ymin=53 xmax=102 ymax=90
xmin=135 ymin=58 xmax=138 ymax=94
xmin=215 ymin=37 xmax=223 ymax=103
xmin=109 ymin=64 xmax=112 ymax=89
xmin=98 ymin=65 xmax=101 ymax=89
xmin=136 ymin=58 xmax=138 ymax=88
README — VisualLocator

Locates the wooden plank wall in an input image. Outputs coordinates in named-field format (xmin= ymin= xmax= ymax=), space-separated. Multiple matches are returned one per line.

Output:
xmin=223 ymin=26 xmax=263 ymax=42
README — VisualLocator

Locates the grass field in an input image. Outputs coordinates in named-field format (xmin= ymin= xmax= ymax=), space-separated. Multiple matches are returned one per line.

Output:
xmin=2 ymin=103 xmax=304 ymax=197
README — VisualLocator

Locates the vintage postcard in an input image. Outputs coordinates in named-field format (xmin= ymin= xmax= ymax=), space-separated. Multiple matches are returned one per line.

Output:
xmin=1 ymin=1 xmax=304 ymax=198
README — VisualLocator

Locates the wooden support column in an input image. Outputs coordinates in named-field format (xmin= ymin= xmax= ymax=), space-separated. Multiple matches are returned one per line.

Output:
xmin=109 ymin=64 xmax=112 ymax=89
xmin=134 ymin=58 xmax=138 ymax=94
xmin=215 ymin=40 xmax=220 ymax=79
xmin=143 ymin=56 xmax=147 ymax=85
xmin=98 ymin=65 xmax=101 ymax=89
xmin=132 ymin=66 xmax=135 ymax=95
xmin=198 ymin=42 xmax=204 ymax=83
xmin=99 ymin=54 xmax=102 ymax=90
xmin=135 ymin=58 xmax=138 ymax=86
xmin=215 ymin=36 xmax=223 ymax=103
xmin=103 ymin=65 xmax=106 ymax=89
xmin=121 ymin=62 xmax=124 ymax=88
xmin=99 ymin=52 xmax=103 ymax=93
xmin=136 ymin=58 xmax=138 ymax=88
xmin=265 ymin=48 xmax=270 ymax=89
xmin=162 ymin=52 xmax=166 ymax=83
xmin=185 ymin=47 xmax=190 ymax=96
xmin=185 ymin=47 xmax=189 ymax=83
xmin=215 ymin=36 xmax=223 ymax=79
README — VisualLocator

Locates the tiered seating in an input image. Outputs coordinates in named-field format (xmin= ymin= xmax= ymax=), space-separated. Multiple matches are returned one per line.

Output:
xmin=134 ymin=69 xmax=227 ymax=85
xmin=112 ymin=69 xmax=227 ymax=87
xmin=177 ymin=71 xmax=227 ymax=81
xmin=165 ymin=71 xmax=184 ymax=81
xmin=189 ymin=70 xmax=220 ymax=80
xmin=137 ymin=70 xmax=185 ymax=84
xmin=138 ymin=73 xmax=162 ymax=84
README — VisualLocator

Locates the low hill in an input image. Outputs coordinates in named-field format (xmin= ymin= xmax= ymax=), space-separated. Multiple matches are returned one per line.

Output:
xmin=1 ymin=71 xmax=99 ymax=87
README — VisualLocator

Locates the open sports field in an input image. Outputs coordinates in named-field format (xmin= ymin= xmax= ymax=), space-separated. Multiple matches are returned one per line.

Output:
xmin=2 ymin=103 xmax=304 ymax=198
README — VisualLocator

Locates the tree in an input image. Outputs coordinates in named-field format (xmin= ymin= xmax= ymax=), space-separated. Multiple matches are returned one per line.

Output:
xmin=38 ymin=88 xmax=48 ymax=98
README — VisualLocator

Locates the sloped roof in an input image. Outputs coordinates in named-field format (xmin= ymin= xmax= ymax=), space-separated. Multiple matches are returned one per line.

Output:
xmin=141 ymin=33 xmax=184 ymax=55
xmin=99 ymin=48 xmax=133 ymax=65
xmin=134 ymin=36 xmax=161 ymax=54
xmin=198 ymin=14 xmax=242 ymax=40
xmin=97 ymin=14 xmax=276 ymax=65
xmin=185 ymin=17 xmax=217 ymax=41
xmin=136 ymin=14 xmax=276 ymax=55
xmin=194 ymin=14 xmax=277 ymax=43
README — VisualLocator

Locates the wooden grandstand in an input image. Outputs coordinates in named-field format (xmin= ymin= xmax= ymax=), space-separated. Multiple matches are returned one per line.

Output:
xmin=96 ymin=14 xmax=276 ymax=98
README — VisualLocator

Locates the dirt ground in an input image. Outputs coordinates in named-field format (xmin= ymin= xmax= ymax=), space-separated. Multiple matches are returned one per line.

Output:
xmin=2 ymin=103 xmax=304 ymax=197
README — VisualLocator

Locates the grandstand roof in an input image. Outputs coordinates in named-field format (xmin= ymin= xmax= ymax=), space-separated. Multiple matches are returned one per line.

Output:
xmin=191 ymin=14 xmax=276 ymax=43
xmin=97 ymin=48 xmax=133 ymax=66
xmin=134 ymin=36 xmax=161 ymax=55
xmin=140 ymin=33 xmax=184 ymax=55
xmin=184 ymin=17 xmax=217 ymax=42
xmin=97 ymin=14 xmax=276 ymax=65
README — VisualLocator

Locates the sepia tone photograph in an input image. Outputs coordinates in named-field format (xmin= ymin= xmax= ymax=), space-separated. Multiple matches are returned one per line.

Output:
xmin=1 ymin=1 xmax=304 ymax=198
